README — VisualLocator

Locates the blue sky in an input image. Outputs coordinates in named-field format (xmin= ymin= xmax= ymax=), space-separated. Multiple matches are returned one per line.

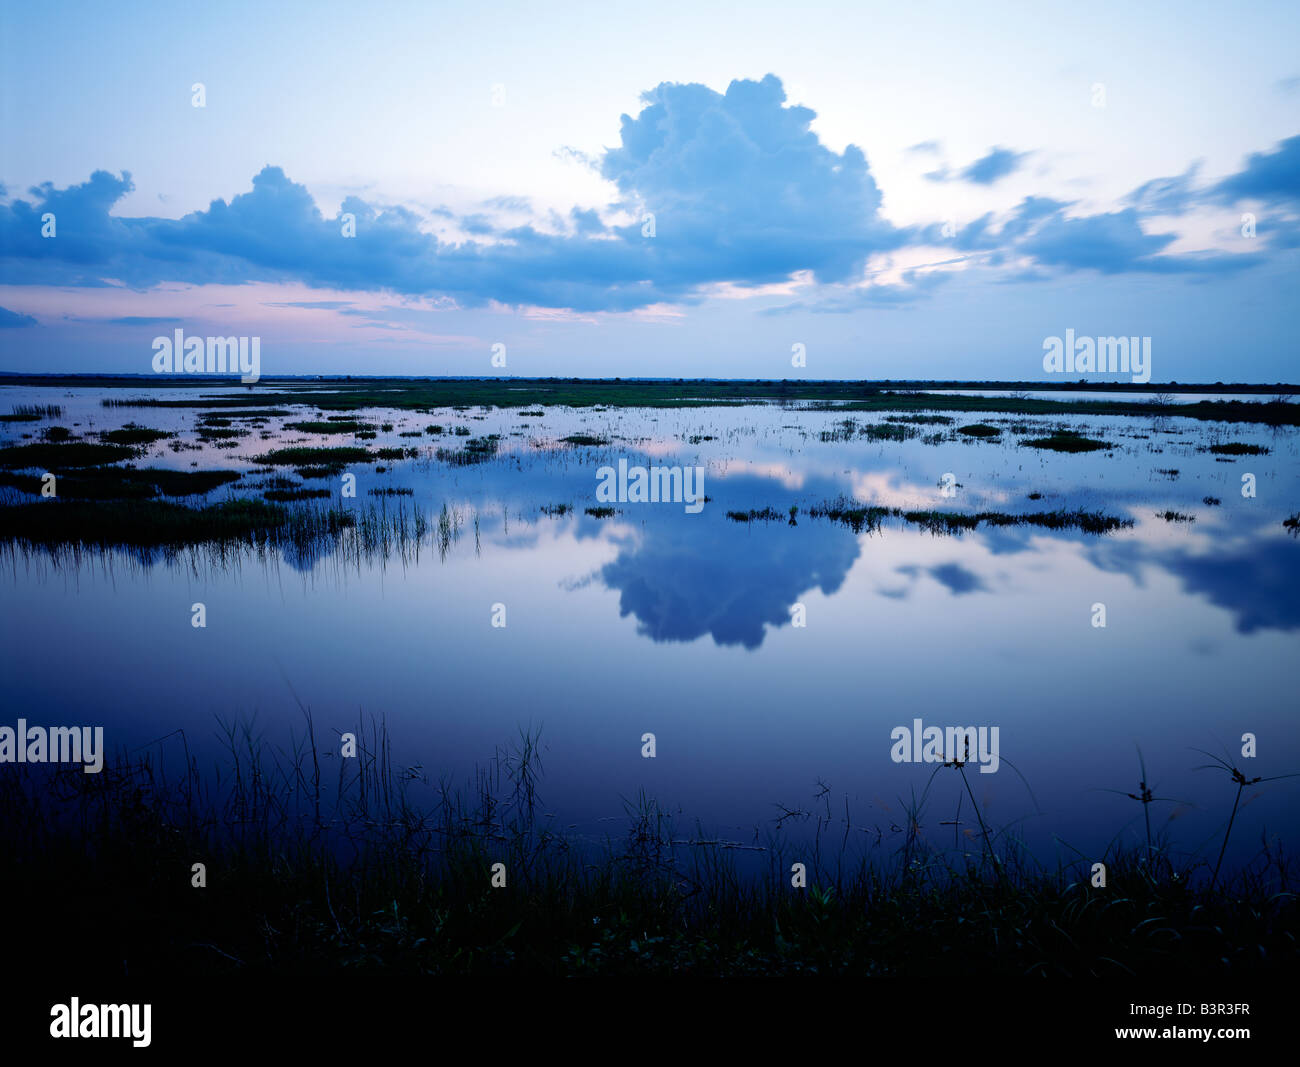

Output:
xmin=1 ymin=0 xmax=1297 ymax=380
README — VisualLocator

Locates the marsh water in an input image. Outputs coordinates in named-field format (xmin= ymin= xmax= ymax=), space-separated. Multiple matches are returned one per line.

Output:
xmin=2 ymin=384 xmax=1297 ymax=875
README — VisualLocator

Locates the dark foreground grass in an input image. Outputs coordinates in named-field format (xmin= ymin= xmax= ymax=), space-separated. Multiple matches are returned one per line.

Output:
xmin=0 ymin=720 xmax=1292 ymax=977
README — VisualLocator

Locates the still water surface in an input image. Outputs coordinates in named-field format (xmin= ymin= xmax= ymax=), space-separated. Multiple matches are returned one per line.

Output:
xmin=2 ymin=385 xmax=1296 ymax=872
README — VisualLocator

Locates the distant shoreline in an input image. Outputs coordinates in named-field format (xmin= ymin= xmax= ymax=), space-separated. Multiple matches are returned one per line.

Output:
xmin=0 ymin=373 xmax=1297 ymax=393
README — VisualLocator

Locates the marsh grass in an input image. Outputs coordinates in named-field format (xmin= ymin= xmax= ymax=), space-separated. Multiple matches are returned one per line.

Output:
xmin=0 ymin=441 xmax=138 ymax=468
xmin=8 ymin=403 xmax=62 ymax=418
xmin=435 ymin=435 xmax=500 ymax=465
xmin=256 ymin=446 xmax=372 ymax=468
xmin=78 ymin=379 xmax=1300 ymax=425
xmin=726 ymin=507 xmax=784 ymax=523
xmin=100 ymin=424 xmax=174 ymax=445
xmin=284 ymin=420 xmax=372 ymax=435
xmin=1021 ymin=431 xmax=1111 ymax=453
xmin=804 ymin=496 xmax=1133 ymax=536
xmin=1208 ymin=442 xmax=1270 ymax=456
xmin=0 ymin=466 xmax=240 ymax=500
xmin=0 ymin=719 xmax=1293 ymax=977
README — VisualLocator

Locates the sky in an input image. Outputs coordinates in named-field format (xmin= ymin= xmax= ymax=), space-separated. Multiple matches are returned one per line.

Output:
xmin=1 ymin=0 xmax=1297 ymax=381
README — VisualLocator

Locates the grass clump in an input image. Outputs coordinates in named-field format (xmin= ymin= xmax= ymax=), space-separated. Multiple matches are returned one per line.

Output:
xmin=806 ymin=498 xmax=891 ymax=534
xmin=256 ymin=446 xmax=371 ymax=468
xmin=1207 ymin=442 xmax=1269 ymax=456
xmin=0 ymin=441 xmax=138 ymax=469
xmin=585 ymin=506 xmax=616 ymax=519
xmin=265 ymin=488 xmax=332 ymax=502
xmin=1021 ymin=431 xmax=1111 ymax=453
xmin=725 ymin=507 xmax=784 ymax=523
xmin=901 ymin=509 xmax=1133 ymax=535
xmin=285 ymin=420 xmax=371 ymax=435
xmin=435 ymin=436 xmax=500 ymax=466
xmin=8 ymin=403 xmax=62 ymax=419
xmin=100 ymin=425 xmax=174 ymax=446
xmin=957 ymin=423 xmax=1001 ymax=437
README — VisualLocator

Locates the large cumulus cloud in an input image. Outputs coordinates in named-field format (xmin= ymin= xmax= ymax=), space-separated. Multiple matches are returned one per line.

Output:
xmin=0 ymin=76 xmax=906 ymax=311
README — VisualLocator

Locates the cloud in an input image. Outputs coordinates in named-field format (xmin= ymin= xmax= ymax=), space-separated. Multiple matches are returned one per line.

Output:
xmin=0 ymin=82 xmax=1290 ymax=309
xmin=599 ymin=73 xmax=905 ymax=286
xmin=0 ymin=76 xmax=909 ymax=312
xmin=959 ymin=146 xmax=1028 ymax=185
xmin=263 ymin=300 xmax=355 ymax=310
xmin=926 ymin=146 xmax=1028 ymax=185
xmin=1126 ymin=163 xmax=1203 ymax=216
xmin=104 ymin=316 xmax=182 ymax=325
xmin=1019 ymin=208 xmax=1174 ymax=272
xmin=0 ymin=306 xmax=37 ymax=328
xmin=1208 ymin=134 xmax=1300 ymax=206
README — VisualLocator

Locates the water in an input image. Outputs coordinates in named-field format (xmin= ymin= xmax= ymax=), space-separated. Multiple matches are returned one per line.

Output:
xmin=2 ymin=383 xmax=1297 ymax=873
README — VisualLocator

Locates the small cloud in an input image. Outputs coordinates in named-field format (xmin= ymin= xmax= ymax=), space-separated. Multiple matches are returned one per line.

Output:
xmin=925 ymin=146 xmax=1028 ymax=185
xmin=0 ymin=305 xmax=37 ymax=328
xmin=483 ymin=195 xmax=532 ymax=212
xmin=263 ymin=301 xmax=354 ymax=310
xmin=907 ymin=140 xmax=943 ymax=155
xmin=554 ymin=146 xmax=598 ymax=169
xmin=105 ymin=315 xmax=183 ymax=325
xmin=1207 ymin=134 xmax=1300 ymax=207
xmin=1126 ymin=162 xmax=1203 ymax=215
xmin=959 ymin=146 xmax=1028 ymax=185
